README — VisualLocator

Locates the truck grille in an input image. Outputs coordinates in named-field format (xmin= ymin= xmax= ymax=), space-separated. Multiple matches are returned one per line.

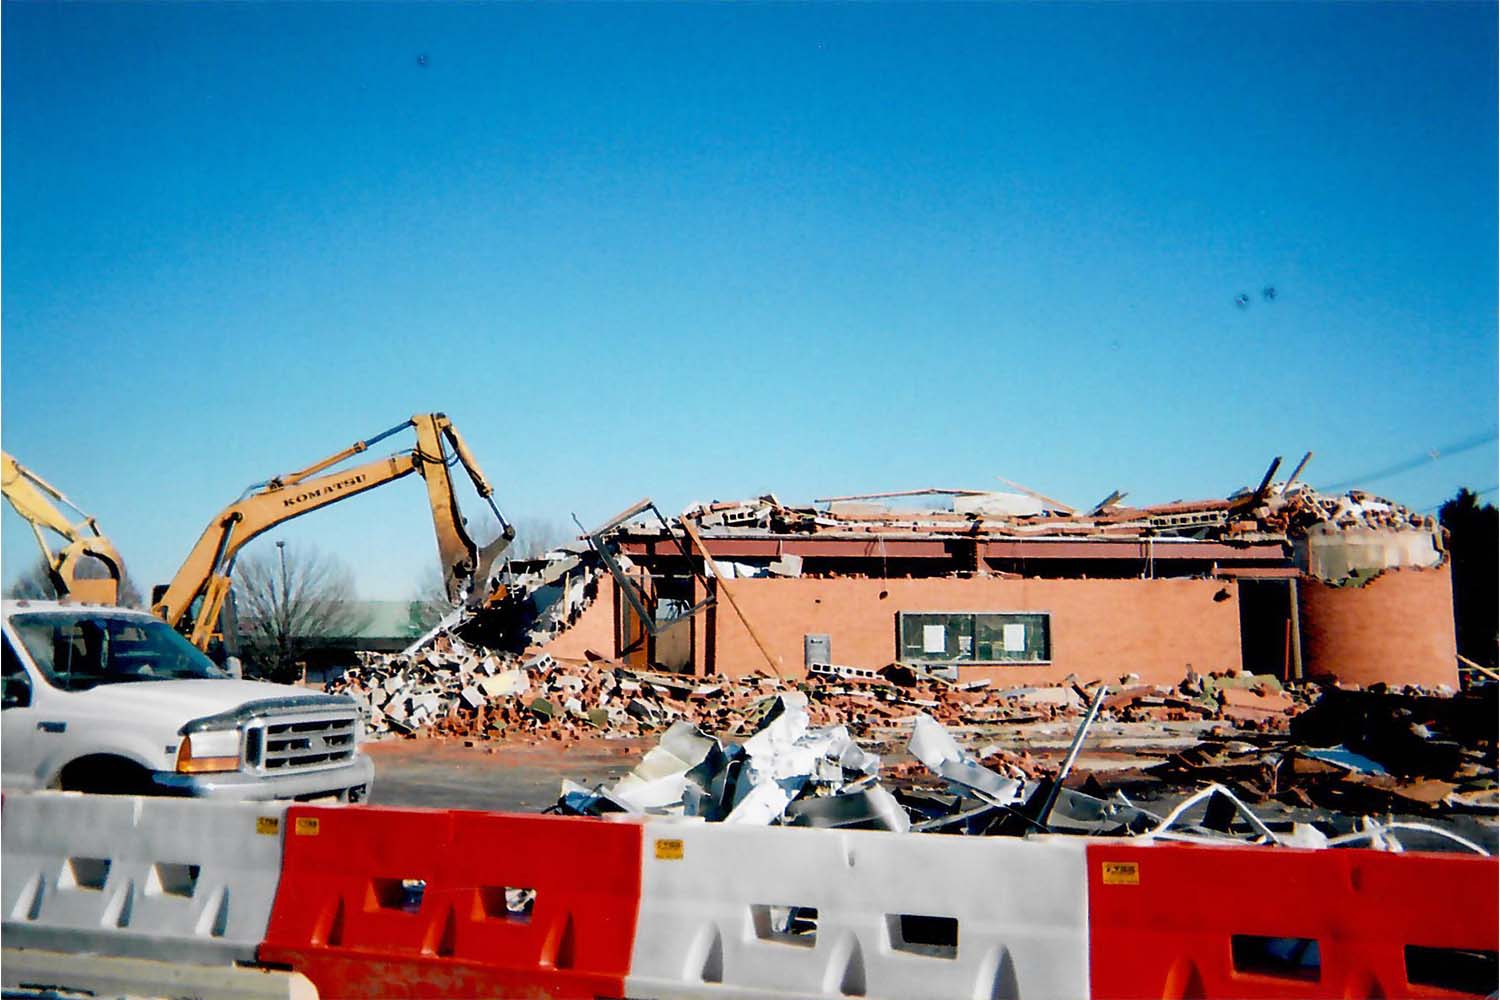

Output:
xmin=245 ymin=712 xmax=358 ymax=773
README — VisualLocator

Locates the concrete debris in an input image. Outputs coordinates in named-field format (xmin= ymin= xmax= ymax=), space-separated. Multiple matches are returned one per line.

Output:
xmin=340 ymin=626 xmax=1479 ymax=825
xmin=1011 ymin=686 xmax=1087 ymax=710
xmin=767 ymin=553 xmax=803 ymax=578
xmin=808 ymin=662 xmax=882 ymax=682
xmin=340 ymin=625 xmax=1131 ymax=742
xmin=1217 ymin=686 xmax=1297 ymax=723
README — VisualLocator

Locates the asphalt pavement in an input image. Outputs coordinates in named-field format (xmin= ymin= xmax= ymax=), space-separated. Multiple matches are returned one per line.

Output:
xmin=366 ymin=735 xmax=653 ymax=812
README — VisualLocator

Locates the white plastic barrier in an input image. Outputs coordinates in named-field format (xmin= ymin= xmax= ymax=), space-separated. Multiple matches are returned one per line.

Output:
xmin=624 ymin=819 xmax=1091 ymax=999
xmin=2 ymin=791 xmax=290 ymax=965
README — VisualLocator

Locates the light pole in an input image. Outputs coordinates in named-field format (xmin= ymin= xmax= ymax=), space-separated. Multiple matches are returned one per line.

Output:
xmin=275 ymin=540 xmax=290 ymax=679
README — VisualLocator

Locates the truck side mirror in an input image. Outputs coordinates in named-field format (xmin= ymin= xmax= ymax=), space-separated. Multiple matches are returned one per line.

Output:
xmin=2 ymin=675 xmax=31 ymax=710
xmin=223 ymin=656 xmax=243 ymax=680
xmin=3 ymin=639 xmax=32 ymax=709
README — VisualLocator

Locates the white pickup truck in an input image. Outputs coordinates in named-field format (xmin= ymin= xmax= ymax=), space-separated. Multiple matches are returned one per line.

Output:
xmin=1 ymin=600 xmax=374 ymax=801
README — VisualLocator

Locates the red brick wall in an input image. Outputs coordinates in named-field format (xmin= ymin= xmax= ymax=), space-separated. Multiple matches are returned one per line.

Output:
xmin=706 ymin=576 xmax=1243 ymax=686
xmin=1298 ymin=565 xmax=1458 ymax=688
xmin=535 ymin=574 xmax=617 ymax=664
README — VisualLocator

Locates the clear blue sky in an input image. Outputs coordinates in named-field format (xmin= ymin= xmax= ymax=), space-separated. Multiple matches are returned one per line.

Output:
xmin=4 ymin=2 xmax=1496 ymax=600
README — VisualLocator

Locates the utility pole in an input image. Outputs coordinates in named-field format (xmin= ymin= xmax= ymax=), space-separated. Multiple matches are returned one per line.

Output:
xmin=276 ymin=540 xmax=290 ymax=677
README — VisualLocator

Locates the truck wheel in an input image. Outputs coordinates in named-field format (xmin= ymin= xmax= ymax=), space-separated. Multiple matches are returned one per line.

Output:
xmin=57 ymin=756 xmax=156 ymax=796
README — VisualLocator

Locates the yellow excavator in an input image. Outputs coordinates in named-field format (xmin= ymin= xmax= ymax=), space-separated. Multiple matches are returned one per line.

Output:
xmin=151 ymin=413 xmax=515 ymax=651
xmin=2 ymin=451 xmax=128 ymax=604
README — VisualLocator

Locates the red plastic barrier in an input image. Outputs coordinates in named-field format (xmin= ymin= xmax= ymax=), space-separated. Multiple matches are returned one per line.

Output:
xmin=1087 ymin=841 xmax=1499 ymax=999
xmin=259 ymin=805 xmax=643 ymax=998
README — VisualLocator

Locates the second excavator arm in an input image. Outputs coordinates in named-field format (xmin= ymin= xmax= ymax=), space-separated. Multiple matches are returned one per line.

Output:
xmin=2 ymin=451 xmax=127 ymax=604
xmin=151 ymin=413 xmax=514 ymax=650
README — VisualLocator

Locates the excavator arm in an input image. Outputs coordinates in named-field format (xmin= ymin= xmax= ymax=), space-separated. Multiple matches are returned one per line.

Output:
xmin=2 ymin=451 xmax=126 ymax=604
xmin=151 ymin=413 xmax=514 ymax=650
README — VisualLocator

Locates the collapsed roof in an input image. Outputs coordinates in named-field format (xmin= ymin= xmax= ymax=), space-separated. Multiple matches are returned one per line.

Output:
xmin=636 ymin=476 xmax=1444 ymax=585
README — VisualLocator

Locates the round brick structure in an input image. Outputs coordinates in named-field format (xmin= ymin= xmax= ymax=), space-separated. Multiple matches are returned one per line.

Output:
xmin=1298 ymin=565 xmax=1458 ymax=688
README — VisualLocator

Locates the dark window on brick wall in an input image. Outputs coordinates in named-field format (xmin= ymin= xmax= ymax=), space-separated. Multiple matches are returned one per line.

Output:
xmin=898 ymin=612 xmax=1051 ymax=665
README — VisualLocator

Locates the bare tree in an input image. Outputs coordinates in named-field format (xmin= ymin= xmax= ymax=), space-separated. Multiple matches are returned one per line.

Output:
xmin=508 ymin=515 xmax=574 ymax=560
xmin=463 ymin=509 xmax=572 ymax=563
xmin=5 ymin=554 xmax=144 ymax=607
xmin=408 ymin=566 xmax=456 ymax=634
xmin=234 ymin=543 xmax=369 ymax=684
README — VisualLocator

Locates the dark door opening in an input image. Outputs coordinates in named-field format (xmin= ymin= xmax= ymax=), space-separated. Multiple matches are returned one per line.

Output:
xmin=1238 ymin=579 xmax=1295 ymax=679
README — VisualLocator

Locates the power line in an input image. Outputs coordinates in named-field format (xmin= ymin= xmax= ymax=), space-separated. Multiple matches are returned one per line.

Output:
xmin=1318 ymin=428 xmax=1499 ymax=494
xmin=1420 ymin=485 xmax=1499 ymax=513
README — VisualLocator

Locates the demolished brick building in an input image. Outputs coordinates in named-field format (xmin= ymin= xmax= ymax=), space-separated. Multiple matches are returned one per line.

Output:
xmin=532 ymin=468 xmax=1457 ymax=691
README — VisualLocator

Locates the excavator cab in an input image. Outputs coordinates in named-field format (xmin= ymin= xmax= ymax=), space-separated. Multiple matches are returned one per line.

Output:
xmin=148 ymin=585 xmax=243 ymax=673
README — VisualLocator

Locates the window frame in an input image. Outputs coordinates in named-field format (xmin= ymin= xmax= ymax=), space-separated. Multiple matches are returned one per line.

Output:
xmin=896 ymin=610 xmax=1053 ymax=666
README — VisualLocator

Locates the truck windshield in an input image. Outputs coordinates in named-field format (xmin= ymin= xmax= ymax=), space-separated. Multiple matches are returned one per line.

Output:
xmin=9 ymin=612 xmax=228 ymax=690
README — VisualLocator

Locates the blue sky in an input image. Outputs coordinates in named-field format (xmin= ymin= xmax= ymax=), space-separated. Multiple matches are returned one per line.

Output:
xmin=4 ymin=2 xmax=1496 ymax=600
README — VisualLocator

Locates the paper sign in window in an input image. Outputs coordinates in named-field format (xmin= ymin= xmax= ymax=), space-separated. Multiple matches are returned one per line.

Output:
xmin=1003 ymin=623 xmax=1027 ymax=652
xmin=922 ymin=625 xmax=946 ymax=653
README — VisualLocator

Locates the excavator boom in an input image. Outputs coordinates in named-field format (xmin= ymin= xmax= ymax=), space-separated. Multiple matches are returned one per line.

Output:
xmin=151 ymin=414 xmax=513 ymax=650
xmin=2 ymin=452 xmax=127 ymax=604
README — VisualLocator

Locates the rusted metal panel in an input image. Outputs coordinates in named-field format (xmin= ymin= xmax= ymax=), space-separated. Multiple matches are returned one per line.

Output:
xmin=621 ymin=536 xmax=1291 ymax=563
xmin=979 ymin=539 xmax=1287 ymax=561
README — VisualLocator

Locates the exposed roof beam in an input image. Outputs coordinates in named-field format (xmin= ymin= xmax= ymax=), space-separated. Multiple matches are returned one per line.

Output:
xmin=815 ymin=487 xmax=992 ymax=502
xmin=994 ymin=476 xmax=1076 ymax=514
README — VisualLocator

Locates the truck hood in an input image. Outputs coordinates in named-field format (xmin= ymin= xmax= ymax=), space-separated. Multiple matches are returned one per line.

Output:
xmin=67 ymin=679 xmax=352 ymax=732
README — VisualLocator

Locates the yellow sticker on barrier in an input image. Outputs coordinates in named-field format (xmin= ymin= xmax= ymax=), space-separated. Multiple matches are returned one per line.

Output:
xmin=1102 ymin=861 xmax=1140 ymax=885
xmin=294 ymin=817 xmax=321 ymax=836
xmin=654 ymin=838 xmax=684 ymax=861
xmin=256 ymin=816 xmax=280 ymax=836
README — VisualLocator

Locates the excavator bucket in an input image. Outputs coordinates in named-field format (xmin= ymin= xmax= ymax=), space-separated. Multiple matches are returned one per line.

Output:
xmin=3 ymin=452 xmax=126 ymax=604
xmin=469 ymin=527 xmax=515 ymax=607
xmin=66 ymin=578 xmax=119 ymax=605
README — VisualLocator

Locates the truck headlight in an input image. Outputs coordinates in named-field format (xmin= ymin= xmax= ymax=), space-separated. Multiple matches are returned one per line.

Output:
xmin=176 ymin=730 xmax=241 ymax=773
